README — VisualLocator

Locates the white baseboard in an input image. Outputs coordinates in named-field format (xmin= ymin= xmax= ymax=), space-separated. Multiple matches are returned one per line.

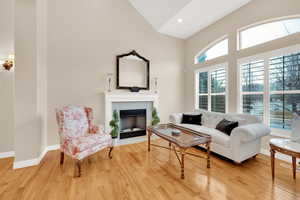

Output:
xmin=13 ymin=158 xmax=40 ymax=169
xmin=0 ymin=151 xmax=15 ymax=159
xmin=13 ymin=144 xmax=60 ymax=170
xmin=46 ymin=144 xmax=60 ymax=151
xmin=260 ymin=148 xmax=292 ymax=163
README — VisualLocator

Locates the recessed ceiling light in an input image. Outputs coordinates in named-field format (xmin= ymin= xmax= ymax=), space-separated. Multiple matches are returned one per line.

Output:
xmin=177 ymin=18 xmax=183 ymax=23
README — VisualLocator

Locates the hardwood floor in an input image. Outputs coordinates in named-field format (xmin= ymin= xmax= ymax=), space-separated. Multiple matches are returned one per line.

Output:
xmin=1 ymin=140 xmax=300 ymax=200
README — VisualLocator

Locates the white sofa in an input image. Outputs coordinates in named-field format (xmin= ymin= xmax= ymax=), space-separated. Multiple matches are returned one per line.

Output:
xmin=169 ymin=110 xmax=271 ymax=163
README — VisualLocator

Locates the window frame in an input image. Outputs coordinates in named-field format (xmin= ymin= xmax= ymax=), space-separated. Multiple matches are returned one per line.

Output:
xmin=195 ymin=63 xmax=228 ymax=113
xmin=237 ymin=15 xmax=300 ymax=50
xmin=237 ymin=44 xmax=300 ymax=137
xmin=194 ymin=35 xmax=228 ymax=64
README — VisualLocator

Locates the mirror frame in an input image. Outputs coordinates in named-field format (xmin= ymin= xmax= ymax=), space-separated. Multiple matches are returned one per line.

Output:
xmin=116 ymin=50 xmax=150 ymax=91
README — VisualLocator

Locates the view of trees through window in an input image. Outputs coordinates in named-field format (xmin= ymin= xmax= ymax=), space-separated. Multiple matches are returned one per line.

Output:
xmin=241 ymin=60 xmax=264 ymax=119
xmin=240 ymin=52 xmax=300 ymax=130
xmin=269 ymin=53 xmax=300 ymax=129
xmin=197 ymin=67 xmax=226 ymax=113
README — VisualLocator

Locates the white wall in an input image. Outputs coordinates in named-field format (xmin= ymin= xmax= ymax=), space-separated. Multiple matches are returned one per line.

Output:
xmin=14 ymin=0 xmax=47 ymax=162
xmin=0 ymin=71 xmax=14 ymax=153
xmin=0 ymin=0 xmax=14 ymax=153
xmin=0 ymin=0 xmax=14 ymax=60
xmin=46 ymin=0 xmax=185 ymax=146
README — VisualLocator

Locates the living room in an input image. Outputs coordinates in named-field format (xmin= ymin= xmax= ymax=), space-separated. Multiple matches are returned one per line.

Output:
xmin=0 ymin=0 xmax=300 ymax=199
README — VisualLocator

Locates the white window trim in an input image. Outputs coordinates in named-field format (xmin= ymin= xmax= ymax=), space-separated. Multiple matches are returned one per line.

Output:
xmin=237 ymin=15 xmax=300 ymax=50
xmin=194 ymin=35 xmax=228 ymax=64
xmin=195 ymin=63 xmax=228 ymax=113
xmin=237 ymin=43 xmax=300 ymax=137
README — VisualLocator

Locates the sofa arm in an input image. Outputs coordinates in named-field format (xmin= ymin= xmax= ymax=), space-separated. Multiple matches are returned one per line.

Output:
xmin=169 ymin=113 xmax=183 ymax=124
xmin=231 ymin=123 xmax=271 ymax=143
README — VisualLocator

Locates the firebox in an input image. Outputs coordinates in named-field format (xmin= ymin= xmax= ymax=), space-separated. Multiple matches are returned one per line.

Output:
xmin=119 ymin=109 xmax=146 ymax=139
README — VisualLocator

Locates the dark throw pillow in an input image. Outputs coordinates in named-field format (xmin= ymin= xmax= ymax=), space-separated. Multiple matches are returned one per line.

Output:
xmin=216 ymin=119 xmax=239 ymax=136
xmin=181 ymin=114 xmax=202 ymax=125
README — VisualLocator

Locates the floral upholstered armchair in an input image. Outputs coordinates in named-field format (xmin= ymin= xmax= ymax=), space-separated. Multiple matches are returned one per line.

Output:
xmin=55 ymin=105 xmax=113 ymax=177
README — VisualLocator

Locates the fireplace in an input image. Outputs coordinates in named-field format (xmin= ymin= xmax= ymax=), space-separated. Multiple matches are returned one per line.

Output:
xmin=119 ymin=109 xmax=147 ymax=139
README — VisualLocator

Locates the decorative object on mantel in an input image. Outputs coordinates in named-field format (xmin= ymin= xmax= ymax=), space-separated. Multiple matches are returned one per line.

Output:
xmin=151 ymin=107 xmax=160 ymax=126
xmin=291 ymin=113 xmax=300 ymax=143
xmin=153 ymin=77 xmax=158 ymax=94
xmin=106 ymin=73 xmax=113 ymax=92
xmin=129 ymin=86 xmax=140 ymax=92
xmin=1 ymin=54 xmax=14 ymax=71
xmin=116 ymin=50 xmax=150 ymax=92
xmin=109 ymin=110 xmax=120 ymax=139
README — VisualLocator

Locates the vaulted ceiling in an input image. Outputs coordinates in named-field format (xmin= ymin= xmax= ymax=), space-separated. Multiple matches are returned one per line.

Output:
xmin=129 ymin=0 xmax=251 ymax=39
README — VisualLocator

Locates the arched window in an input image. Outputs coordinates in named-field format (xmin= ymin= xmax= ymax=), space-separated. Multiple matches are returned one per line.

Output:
xmin=195 ymin=37 xmax=228 ymax=64
xmin=239 ymin=17 xmax=300 ymax=49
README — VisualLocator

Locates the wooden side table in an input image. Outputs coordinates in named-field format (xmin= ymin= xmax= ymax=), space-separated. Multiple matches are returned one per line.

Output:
xmin=270 ymin=138 xmax=300 ymax=180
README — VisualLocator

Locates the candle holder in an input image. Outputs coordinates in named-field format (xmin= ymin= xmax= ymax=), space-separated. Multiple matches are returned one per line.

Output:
xmin=154 ymin=77 xmax=158 ymax=94
xmin=106 ymin=73 xmax=113 ymax=92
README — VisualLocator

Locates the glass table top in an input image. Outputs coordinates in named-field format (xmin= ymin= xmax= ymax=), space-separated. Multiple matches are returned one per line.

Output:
xmin=149 ymin=124 xmax=210 ymax=148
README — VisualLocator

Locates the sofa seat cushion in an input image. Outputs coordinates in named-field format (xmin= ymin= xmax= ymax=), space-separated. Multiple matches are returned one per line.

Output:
xmin=177 ymin=124 xmax=231 ymax=147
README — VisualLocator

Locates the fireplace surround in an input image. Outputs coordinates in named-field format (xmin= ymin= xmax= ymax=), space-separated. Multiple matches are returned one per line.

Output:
xmin=104 ymin=92 xmax=159 ymax=145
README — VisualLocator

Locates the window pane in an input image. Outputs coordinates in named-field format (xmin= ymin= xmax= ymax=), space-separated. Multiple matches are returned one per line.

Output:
xmin=199 ymin=72 xmax=208 ymax=94
xmin=241 ymin=60 xmax=264 ymax=92
xmin=284 ymin=53 xmax=300 ymax=90
xmin=211 ymin=95 xmax=225 ymax=113
xmin=240 ymin=18 xmax=300 ymax=49
xmin=242 ymin=94 xmax=264 ymax=119
xmin=270 ymin=52 xmax=300 ymax=91
xmin=211 ymin=68 xmax=226 ymax=93
xmin=199 ymin=95 xmax=208 ymax=110
xmin=269 ymin=56 xmax=284 ymax=91
xmin=196 ymin=39 xmax=228 ymax=63
xmin=270 ymin=94 xmax=283 ymax=129
xmin=270 ymin=94 xmax=300 ymax=130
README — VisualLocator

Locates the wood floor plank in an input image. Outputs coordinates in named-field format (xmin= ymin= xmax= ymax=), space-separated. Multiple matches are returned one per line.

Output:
xmin=1 ymin=140 xmax=300 ymax=200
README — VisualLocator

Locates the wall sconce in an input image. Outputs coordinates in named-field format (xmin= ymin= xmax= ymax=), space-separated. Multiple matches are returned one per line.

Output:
xmin=1 ymin=54 xmax=14 ymax=71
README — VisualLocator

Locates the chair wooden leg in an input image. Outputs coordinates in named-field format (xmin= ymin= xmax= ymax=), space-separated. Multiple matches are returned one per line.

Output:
xmin=108 ymin=147 xmax=113 ymax=159
xmin=60 ymin=152 xmax=64 ymax=165
xmin=75 ymin=160 xmax=81 ymax=177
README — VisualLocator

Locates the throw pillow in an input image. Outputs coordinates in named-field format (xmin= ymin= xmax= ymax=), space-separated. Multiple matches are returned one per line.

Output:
xmin=216 ymin=119 xmax=239 ymax=136
xmin=181 ymin=114 xmax=202 ymax=125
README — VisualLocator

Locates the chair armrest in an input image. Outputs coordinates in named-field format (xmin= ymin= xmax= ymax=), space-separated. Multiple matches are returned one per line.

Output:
xmin=231 ymin=123 xmax=271 ymax=143
xmin=169 ymin=113 xmax=183 ymax=124
xmin=88 ymin=124 xmax=106 ymax=134
xmin=97 ymin=124 xmax=105 ymax=133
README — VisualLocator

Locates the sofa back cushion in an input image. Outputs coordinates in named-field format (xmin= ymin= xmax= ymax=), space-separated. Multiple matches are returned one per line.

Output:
xmin=181 ymin=114 xmax=202 ymax=125
xmin=195 ymin=109 xmax=261 ymax=128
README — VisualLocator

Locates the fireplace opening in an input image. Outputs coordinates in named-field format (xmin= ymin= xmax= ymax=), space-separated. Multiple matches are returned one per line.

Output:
xmin=119 ymin=109 xmax=146 ymax=139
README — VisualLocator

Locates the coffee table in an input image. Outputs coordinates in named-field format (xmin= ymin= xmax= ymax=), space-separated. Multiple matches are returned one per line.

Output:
xmin=270 ymin=138 xmax=300 ymax=180
xmin=147 ymin=123 xmax=211 ymax=179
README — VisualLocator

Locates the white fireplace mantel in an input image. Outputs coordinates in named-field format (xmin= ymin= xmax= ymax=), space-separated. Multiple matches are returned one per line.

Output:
xmin=103 ymin=92 xmax=159 ymax=133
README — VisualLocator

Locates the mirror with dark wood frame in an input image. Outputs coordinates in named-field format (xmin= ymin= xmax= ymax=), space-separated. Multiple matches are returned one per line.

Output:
xmin=116 ymin=50 xmax=150 ymax=92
